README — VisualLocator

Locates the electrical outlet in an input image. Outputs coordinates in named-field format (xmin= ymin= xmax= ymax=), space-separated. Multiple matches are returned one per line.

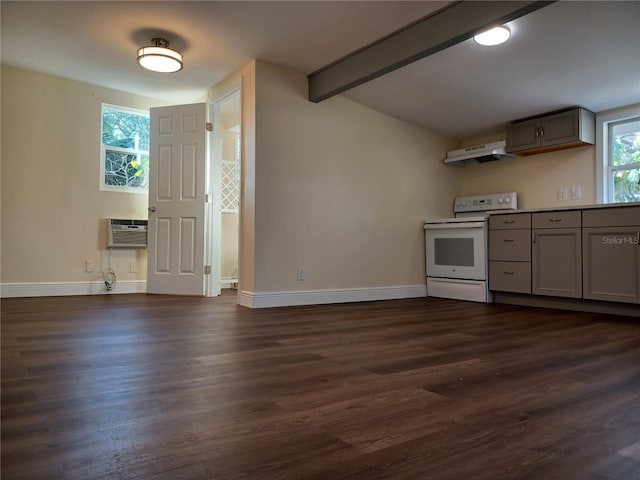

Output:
xmin=558 ymin=188 xmax=568 ymax=201
xmin=297 ymin=266 xmax=304 ymax=281
xmin=571 ymin=185 xmax=581 ymax=200
xmin=85 ymin=259 xmax=94 ymax=273
xmin=129 ymin=263 xmax=137 ymax=273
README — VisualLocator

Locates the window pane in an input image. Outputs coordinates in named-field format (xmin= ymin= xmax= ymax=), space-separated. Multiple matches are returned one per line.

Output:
xmin=612 ymin=118 xmax=640 ymax=167
xmin=102 ymin=108 xmax=150 ymax=150
xmin=104 ymin=150 xmax=149 ymax=189
xmin=613 ymin=167 xmax=640 ymax=203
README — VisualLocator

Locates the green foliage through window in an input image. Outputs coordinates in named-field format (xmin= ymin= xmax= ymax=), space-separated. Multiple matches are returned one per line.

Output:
xmin=101 ymin=105 xmax=150 ymax=191
xmin=610 ymin=117 xmax=640 ymax=203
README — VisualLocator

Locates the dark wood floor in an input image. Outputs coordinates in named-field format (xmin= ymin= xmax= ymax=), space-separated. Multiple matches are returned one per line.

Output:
xmin=2 ymin=292 xmax=640 ymax=480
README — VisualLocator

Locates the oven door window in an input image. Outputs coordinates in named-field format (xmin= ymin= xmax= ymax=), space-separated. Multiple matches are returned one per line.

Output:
xmin=434 ymin=238 xmax=475 ymax=266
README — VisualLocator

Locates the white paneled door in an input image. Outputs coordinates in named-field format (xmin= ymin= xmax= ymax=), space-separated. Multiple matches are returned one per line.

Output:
xmin=147 ymin=103 xmax=210 ymax=295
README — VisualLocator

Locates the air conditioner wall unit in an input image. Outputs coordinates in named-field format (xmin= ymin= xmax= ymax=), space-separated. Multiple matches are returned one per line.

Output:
xmin=107 ymin=218 xmax=148 ymax=248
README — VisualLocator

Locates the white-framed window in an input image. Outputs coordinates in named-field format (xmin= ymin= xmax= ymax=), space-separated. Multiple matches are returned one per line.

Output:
xmin=596 ymin=104 xmax=640 ymax=203
xmin=100 ymin=104 xmax=150 ymax=193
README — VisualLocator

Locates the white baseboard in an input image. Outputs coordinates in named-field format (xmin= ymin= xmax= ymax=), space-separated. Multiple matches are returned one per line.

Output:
xmin=1 ymin=282 xmax=426 ymax=307
xmin=238 ymin=284 xmax=427 ymax=308
xmin=0 ymin=280 xmax=147 ymax=298
xmin=221 ymin=278 xmax=239 ymax=289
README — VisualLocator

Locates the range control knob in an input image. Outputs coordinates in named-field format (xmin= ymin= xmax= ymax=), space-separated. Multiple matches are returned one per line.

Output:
xmin=505 ymin=197 xmax=511 ymax=203
xmin=461 ymin=201 xmax=467 ymax=207
xmin=498 ymin=197 xmax=504 ymax=204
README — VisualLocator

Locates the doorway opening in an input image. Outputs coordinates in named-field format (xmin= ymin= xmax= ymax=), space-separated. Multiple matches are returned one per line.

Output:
xmin=213 ymin=89 xmax=241 ymax=293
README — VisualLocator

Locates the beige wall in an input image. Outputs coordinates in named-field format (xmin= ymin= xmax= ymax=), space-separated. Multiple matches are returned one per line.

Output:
xmin=1 ymin=66 xmax=168 ymax=284
xmin=3 ymin=61 xmax=611 ymax=296
xmin=250 ymin=61 xmax=458 ymax=292
xmin=220 ymin=119 xmax=240 ymax=280
xmin=457 ymin=133 xmax=596 ymax=209
xmin=221 ymin=213 xmax=239 ymax=279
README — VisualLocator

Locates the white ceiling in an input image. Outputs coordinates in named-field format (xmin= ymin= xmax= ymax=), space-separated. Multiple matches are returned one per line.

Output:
xmin=2 ymin=1 xmax=639 ymax=140
xmin=344 ymin=1 xmax=640 ymax=138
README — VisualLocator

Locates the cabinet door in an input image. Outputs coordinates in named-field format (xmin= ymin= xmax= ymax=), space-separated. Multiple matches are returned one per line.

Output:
xmin=540 ymin=109 xmax=581 ymax=147
xmin=506 ymin=118 xmax=540 ymax=153
xmin=583 ymin=226 xmax=640 ymax=304
xmin=532 ymin=228 xmax=582 ymax=298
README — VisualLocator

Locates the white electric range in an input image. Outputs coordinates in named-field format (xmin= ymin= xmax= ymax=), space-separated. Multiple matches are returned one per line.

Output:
xmin=424 ymin=192 xmax=518 ymax=303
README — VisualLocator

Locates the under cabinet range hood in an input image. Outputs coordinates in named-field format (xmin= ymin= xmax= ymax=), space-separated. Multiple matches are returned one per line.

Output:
xmin=445 ymin=140 xmax=516 ymax=165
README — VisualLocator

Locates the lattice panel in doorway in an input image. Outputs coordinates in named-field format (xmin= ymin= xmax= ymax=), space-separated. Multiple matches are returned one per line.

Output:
xmin=221 ymin=160 xmax=240 ymax=212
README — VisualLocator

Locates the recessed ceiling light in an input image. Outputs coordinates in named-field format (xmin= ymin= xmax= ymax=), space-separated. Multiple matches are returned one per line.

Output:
xmin=473 ymin=26 xmax=511 ymax=46
xmin=137 ymin=38 xmax=183 ymax=73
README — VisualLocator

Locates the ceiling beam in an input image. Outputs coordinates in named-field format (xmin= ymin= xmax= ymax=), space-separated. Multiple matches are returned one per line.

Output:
xmin=307 ymin=1 xmax=554 ymax=103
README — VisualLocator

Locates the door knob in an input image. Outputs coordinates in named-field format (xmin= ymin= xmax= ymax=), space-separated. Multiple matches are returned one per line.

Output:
xmin=148 ymin=206 xmax=156 ymax=213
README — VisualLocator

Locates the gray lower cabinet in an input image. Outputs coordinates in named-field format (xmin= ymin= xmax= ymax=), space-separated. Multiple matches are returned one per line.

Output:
xmin=531 ymin=210 xmax=582 ymax=298
xmin=583 ymin=226 xmax=640 ymax=304
xmin=532 ymin=227 xmax=582 ymax=298
xmin=489 ymin=213 xmax=532 ymax=294
xmin=490 ymin=205 xmax=640 ymax=312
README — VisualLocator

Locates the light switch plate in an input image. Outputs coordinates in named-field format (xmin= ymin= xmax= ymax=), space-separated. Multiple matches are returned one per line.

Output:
xmin=558 ymin=188 xmax=568 ymax=201
xmin=571 ymin=185 xmax=581 ymax=200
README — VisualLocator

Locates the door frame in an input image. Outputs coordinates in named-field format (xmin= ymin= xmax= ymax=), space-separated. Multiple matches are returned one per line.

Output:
xmin=206 ymin=86 xmax=242 ymax=297
xmin=204 ymin=101 xmax=219 ymax=297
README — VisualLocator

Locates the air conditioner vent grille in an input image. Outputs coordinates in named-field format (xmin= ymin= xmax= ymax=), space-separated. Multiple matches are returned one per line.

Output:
xmin=107 ymin=218 xmax=148 ymax=248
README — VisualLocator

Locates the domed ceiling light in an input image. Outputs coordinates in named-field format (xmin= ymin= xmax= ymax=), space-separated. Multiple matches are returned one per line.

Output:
xmin=473 ymin=26 xmax=511 ymax=46
xmin=137 ymin=38 xmax=183 ymax=73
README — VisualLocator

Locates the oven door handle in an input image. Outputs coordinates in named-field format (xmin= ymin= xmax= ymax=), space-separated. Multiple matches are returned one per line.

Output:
xmin=425 ymin=223 xmax=485 ymax=230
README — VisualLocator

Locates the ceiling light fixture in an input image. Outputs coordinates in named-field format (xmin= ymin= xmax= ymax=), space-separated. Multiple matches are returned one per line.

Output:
xmin=137 ymin=38 xmax=183 ymax=73
xmin=473 ymin=26 xmax=511 ymax=46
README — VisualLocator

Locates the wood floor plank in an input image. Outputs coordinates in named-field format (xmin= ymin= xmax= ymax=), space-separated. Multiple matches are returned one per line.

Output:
xmin=2 ymin=292 xmax=640 ymax=479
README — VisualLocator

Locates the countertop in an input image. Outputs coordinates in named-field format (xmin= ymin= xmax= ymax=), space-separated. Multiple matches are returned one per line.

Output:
xmin=489 ymin=202 xmax=640 ymax=215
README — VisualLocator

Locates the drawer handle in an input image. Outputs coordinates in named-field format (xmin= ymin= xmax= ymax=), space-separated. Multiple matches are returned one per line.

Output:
xmin=503 ymin=219 xmax=515 ymax=224
xmin=503 ymin=238 xmax=514 ymax=243
xmin=503 ymin=271 xmax=515 ymax=275
xmin=549 ymin=218 xmax=563 ymax=222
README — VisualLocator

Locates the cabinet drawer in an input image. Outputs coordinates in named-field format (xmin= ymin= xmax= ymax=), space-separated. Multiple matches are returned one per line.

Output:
xmin=489 ymin=261 xmax=531 ymax=294
xmin=583 ymin=206 xmax=640 ymax=228
xmin=489 ymin=229 xmax=531 ymax=261
xmin=489 ymin=213 xmax=531 ymax=230
xmin=532 ymin=210 xmax=581 ymax=229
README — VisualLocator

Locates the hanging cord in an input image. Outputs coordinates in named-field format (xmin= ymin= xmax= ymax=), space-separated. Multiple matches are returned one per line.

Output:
xmin=104 ymin=247 xmax=117 ymax=291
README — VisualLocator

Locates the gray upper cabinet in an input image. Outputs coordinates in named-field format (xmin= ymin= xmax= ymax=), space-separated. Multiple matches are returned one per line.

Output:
xmin=506 ymin=118 xmax=541 ymax=153
xmin=506 ymin=107 xmax=595 ymax=156
xmin=583 ymin=207 xmax=640 ymax=304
